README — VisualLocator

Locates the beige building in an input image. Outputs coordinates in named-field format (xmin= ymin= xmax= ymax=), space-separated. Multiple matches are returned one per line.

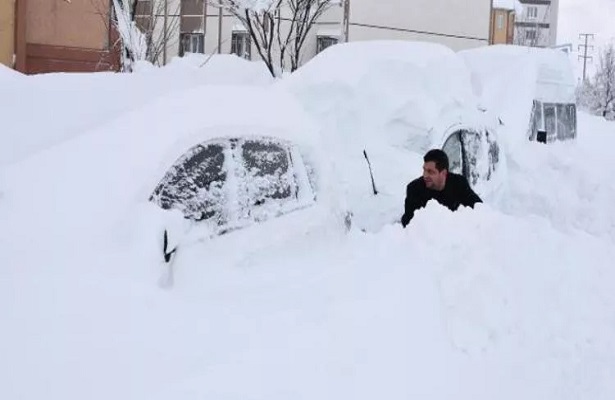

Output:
xmin=490 ymin=7 xmax=517 ymax=45
xmin=140 ymin=0 xmax=492 ymax=68
xmin=1 ymin=0 xmax=119 ymax=74
xmin=0 ymin=0 xmax=15 ymax=67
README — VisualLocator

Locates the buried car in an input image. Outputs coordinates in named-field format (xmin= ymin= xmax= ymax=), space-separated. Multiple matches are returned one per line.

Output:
xmin=130 ymin=87 xmax=352 ymax=272
xmin=459 ymin=45 xmax=578 ymax=146
xmin=278 ymin=40 xmax=505 ymax=231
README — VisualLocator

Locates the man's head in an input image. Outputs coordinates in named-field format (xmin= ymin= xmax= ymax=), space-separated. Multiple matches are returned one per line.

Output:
xmin=422 ymin=149 xmax=449 ymax=191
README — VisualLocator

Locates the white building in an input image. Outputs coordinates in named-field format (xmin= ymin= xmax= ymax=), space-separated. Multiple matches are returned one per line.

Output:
xmin=514 ymin=0 xmax=559 ymax=48
xmin=138 ymin=0 xmax=492 ymax=69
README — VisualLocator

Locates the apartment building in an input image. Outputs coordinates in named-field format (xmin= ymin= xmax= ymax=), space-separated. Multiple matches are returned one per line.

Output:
xmin=0 ymin=0 xmax=119 ymax=74
xmin=490 ymin=0 xmax=522 ymax=45
xmin=143 ymin=0 xmax=492 ymax=67
xmin=514 ymin=0 xmax=559 ymax=48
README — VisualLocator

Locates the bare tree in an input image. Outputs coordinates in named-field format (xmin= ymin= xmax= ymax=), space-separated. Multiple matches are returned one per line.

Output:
xmin=209 ymin=0 xmax=340 ymax=77
xmin=577 ymin=43 xmax=615 ymax=120
xmin=592 ymin=43 xmax=615 ymax=118
xmin=513 ymin=3 xmax=550 ymax=48
xmin=110 ymin=0 xmax=180 ymax=71
xmin=513 ymin=24 xmax=546 ymax=47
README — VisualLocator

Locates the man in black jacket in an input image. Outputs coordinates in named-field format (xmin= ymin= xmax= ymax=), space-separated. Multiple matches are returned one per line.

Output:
xmin=401 ymin=149 xmax=482 ymax=227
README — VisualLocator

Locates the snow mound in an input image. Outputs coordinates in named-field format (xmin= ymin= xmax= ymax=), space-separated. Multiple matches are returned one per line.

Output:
xmin=459 ymin=45 xmax=577 ymax=148
xmin=497 ymin=112 xmax=615 ymax=243
xmin=0 ymin=57 xmax=273 ymax=167
xmin=0 ymin=85 xmax=336 ymax=262
xmin=279 ymin=40 xmax=504 ymax=230
xmin=0 ymin=64 xmax=21 ymax=81
xmin=139 ymin=53 xmax=274 ymax=86
xmin=281 ymin=40 xmax=483 ymax=150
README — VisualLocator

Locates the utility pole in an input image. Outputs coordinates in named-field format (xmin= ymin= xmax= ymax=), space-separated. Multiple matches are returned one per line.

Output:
xmin=342 ymin=0 xmax=350 ymax=42
xmin=578 ymin=33 xmax=595 ymax=82
xmin=218 ymin=7 xmax=223 ymax=53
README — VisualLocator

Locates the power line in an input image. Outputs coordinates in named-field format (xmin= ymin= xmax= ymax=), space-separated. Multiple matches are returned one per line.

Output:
xmin=578 ymin=33 xmax=595 ymax=82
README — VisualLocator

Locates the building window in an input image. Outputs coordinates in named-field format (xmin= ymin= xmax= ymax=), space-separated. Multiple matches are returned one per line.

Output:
xmin=526 ymin=29 xmax=537 ymax=41
xmin=527 ymin=6 xmax=538 ymax=19
xmin=497 ymin=14 xmax=505 ymax=30
xmin=134 ymin=0 xmax=153 ymax=33
xmin=231 ymin=31 xmax=251 ymax=59
xmin=317 ymin=36 xmax=338 ymax=53
xmin=180 ymin=33 xmax=205 ymax=56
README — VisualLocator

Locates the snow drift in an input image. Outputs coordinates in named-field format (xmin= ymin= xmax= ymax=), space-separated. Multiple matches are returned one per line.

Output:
xmin=459 ymin=45 xmax=578 ymax=146
xmin=0 ymin=54 xmax=273 ymax=167
xmin=2 ymin=40 xmax=615 ymax=400
xmin=279 ymin=40 xmax=506 ymax=229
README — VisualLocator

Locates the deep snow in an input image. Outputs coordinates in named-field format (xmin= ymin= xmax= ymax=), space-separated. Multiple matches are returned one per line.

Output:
xmin=2 ymin=46 xmax=615 ymax=400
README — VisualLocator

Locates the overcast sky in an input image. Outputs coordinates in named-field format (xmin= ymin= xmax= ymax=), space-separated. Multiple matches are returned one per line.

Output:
xmin=557 ymin=0 xmax=615 ymax=80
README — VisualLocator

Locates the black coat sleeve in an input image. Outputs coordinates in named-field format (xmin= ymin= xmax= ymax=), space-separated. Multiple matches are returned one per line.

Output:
xmin=459 ymin=176 xmax=482 ymax=208
xmin=401 ymin=183 xmax=424 ymax=228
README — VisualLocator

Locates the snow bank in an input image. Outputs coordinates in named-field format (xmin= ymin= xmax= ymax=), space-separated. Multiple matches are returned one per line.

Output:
xmin=496 ymin=111 xmax=615 ymax=243
xmin=138 ymin=53 xmax=274 ymax=86
xmin=0 ymin=84 xmax=341 ymax=273
xmin=3 ymin=189 xmax=615 ymax=399
xmin=2 ymin=41 xmax=615 ymax=400
xmin=0 ymin=64 xmax=21 ymax=81
xmin=459 ymin=45 xmax=577 ymax=148
xmin=0 ymin=55 xmax=273 ymax=167
xmin=279 ymin=40 xmax=504 ymax=230
xmin=280 ymin=40 xmax=485 ymax=150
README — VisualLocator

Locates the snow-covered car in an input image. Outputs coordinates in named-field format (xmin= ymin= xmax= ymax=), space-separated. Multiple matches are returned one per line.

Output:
xmin=279 ymin=40 xmax=505 ymax=230
xmin=130 ymin=86 xmax=349 ymax=269
xmin=459 ymin=45 xmax=578 ymax=145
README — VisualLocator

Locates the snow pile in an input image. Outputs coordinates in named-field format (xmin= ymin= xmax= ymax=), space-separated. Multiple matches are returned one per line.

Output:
xmin=497 ymin=111 xmax=615 ymax=243
xmin=459 ymin=45 xmax=577 ymax=148
xmin=279 ymin=40 xmax=500 ymax=231
xmin=0 ymin=84 xmax=341 ymax=258
xmin=139 ymin=53 xmax=274 ymax=86
xmin=0 ymin=57 xmax=273 ymax=167
xmin=0 ymin=64 xmax=21 ymax=81
xmin=2 ymin=42 xmax=615 ymax=400
xmin=3 ymin=183 xmax=615 ymax=399
xmin=280 ymin=40 xmax=484 ymax=151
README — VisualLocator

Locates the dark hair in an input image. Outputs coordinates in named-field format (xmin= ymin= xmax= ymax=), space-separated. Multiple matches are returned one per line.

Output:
xmin=424 ymin=149 xmax=449 ymax=172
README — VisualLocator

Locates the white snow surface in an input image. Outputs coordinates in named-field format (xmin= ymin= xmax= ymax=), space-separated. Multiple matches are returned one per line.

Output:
xmin=278 ymin=40 xmax=504 ymax=229
xmin=459 ymin=45 xmax=577 ymax=148
xmin=0 ymin=54 xmax=273 ymax=168
xmin=2 ymin=44 xmax=615 ymax=400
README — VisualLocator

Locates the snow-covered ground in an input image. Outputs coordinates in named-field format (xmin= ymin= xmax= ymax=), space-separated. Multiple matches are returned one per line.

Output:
xmin=2 ymin=47 xmax=615 ymax=399
xmin=0 ymin=54 xmax=272 ymax=167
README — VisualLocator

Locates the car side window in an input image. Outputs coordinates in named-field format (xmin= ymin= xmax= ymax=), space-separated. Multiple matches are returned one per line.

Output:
xmin=241 ymin=139 xmax=294 ymax=202
xmin=237 ymin=138 xmax=299 ymax=223
xmin=442 ymin=132 xmax=463 ymax=175
xmin=150 ymin=142 xmax=227 ymax=225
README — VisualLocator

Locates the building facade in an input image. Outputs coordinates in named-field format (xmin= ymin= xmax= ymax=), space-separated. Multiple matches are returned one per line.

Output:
xmin=1 ymin=0 xmax=119 ymax=73
xmin=145 ymin=0 xmax=492 ymax=68
xmin=0 ymin=0 xmax=15 ymax=67
xmin=490 ymin=7 xmax=516 ymax=45
xmin=514 ymin=0 xmax=559 ymax=48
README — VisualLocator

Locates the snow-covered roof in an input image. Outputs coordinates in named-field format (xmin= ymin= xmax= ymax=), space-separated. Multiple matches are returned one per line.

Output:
xmin=493 ymin=0 xmax=523 ymax=13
